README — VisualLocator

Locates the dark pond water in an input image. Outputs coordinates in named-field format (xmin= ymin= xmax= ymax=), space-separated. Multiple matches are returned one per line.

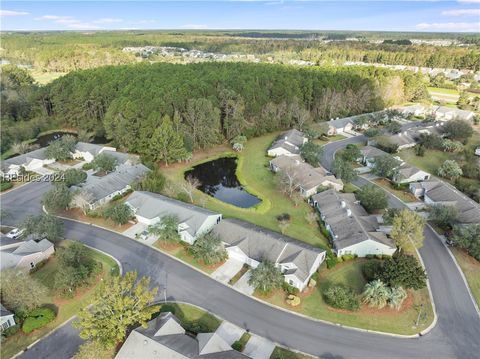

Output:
xmin=33 ymin=131 xmax=108 ymax=147
xmin=185 ymin=157 xmax=261 ymax=208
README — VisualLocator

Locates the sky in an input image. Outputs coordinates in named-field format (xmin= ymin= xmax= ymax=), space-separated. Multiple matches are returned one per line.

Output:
xmin=1 ymin=1 xmax=479 ymax=32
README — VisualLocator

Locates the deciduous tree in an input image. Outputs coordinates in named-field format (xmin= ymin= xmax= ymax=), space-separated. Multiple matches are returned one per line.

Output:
xmin=390 ymin=209 xmax=425 ymax=251
xmin=0 ymin=269 xmax=48 ymax=312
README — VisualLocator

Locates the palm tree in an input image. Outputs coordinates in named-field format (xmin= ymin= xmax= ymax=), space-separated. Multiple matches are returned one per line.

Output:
xmin=190 ymin=232 xmax=227 ymax=265
xmin=248 ymin=259 xmax=284 ymax=294
xmin=148 ymin=215 xmax=180 ymax=244
xmin=362 ymin=280 xmax=389 ymax=309
xmin=388 ymin=286 xmax=407 ymax=310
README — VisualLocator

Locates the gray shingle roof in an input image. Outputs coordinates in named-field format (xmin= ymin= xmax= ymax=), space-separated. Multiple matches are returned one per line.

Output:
xmin=126 ymin=191 xmax=220 ymax=237
xmin=73 ymin=163 xmax=150 ymax=203
xmin=328 ymin=117 xmax=354 ymax=129
xmin=311 ymin=189 xmax=395 ymax=250
xmin=116 ymin=312 xmax=247 ymax=359
xmin=268 ymin=129 xmax=306 ymax=154
xmin=213 ymin=218 xmax=324 ymax=283
xmin=0 ymin=303 xmax=13 ymax=317
xmin=0 ymin=239 xmax=53 ymax=270
xmin=360 ymin=146 xmax=389 ymax=160
xmin=74 ymin=142 xmax=107 ymax=156
xmin=3 ymin=147 xmax=50 ymax=167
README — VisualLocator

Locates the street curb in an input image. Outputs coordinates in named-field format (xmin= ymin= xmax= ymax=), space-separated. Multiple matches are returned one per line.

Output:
xmin=427 ymin=224 xmax=480 ymax=318
xmin=11 ymin=316 xmax=78 ymax=359
xmin=83 ymin=244 xmax=124 ymax=276
xmin=54 ymin=214 xmax=425 ymax=339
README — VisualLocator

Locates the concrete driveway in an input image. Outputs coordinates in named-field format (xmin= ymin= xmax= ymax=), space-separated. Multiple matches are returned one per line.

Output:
xmin=233 ymin=270 xmax=255 ymax=295
xmin=215 ymin=321 xmax=245 ymax=345
xmin=243 ymin=334 xmax=276 ymax=359
xmin=212 ymin=258 xmax=244 ymax=283
xmin=122 ymin=223 xmax=157 ymax=245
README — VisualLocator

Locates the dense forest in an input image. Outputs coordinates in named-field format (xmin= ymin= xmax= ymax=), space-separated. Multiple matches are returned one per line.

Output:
xmin=2 ymin=62 xmax=427 ymax=163
xmin=1 ymin=31 xmax=479 ymax=73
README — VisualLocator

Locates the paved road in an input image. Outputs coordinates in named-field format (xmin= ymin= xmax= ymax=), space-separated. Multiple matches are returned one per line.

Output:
xmin=1 ymin=176 xmax=479 ymax=358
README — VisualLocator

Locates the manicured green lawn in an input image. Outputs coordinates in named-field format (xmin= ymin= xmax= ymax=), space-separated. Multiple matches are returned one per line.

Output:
xmin=162 ymin=133 xmax=328 ymax=248
xmin=373 ymin=178 xmax=419 ymax=203
xmin=257 ymin=259 xmax=434 ymax=335
xmin=427 ymin=87 xmax=459 ymax=96
xmin=1 ymin=241 xmax=119 ymax=359
xmin=270 ymin=347 xmax=314 ymax=359
xmin=157 ymin=303 xmax=221 ymax=333
xmin=451 ymin=248 xmax=480 ymax=308
xmin=398 ymin=148 xmax=454 ymax=176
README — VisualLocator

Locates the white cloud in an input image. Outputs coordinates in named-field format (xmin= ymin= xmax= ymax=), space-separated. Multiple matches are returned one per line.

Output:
xmin=93 ymin=18 xmax=123 ymax=24
xmin=67 ymin=23 xmax=101 ymax=30
xmin=0 ymin=10 xmax=29 ymax=17
xmin=137 ymin=19 xmax=156 ymax=24
xmin=416 ymin=22 xmax=480 ymax=32
xmin=457 ymin=0 xmax=480 ymax=3
xmin=35 ymin=15 xmax=72 ymax=21
xmin=442 ymin=9 xmax=480 ymax=16
xmin=182 ymin=24 xmax=208 ymax=29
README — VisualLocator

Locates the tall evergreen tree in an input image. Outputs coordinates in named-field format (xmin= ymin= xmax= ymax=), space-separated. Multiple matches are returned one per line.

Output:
xmin=149 ymin=116 xmax=188 ymax=165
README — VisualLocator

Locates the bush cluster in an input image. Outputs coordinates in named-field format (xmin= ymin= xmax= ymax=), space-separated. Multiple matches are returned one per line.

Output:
xmin=323 ymin=285 xmax=359 ymax=311
xmin=22 ymin=307 xmax=56 ymax=334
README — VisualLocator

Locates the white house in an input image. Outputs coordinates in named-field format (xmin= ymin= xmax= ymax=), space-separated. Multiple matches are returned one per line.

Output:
xmin=475 ymin=147 xmax=480 ymax=156
xmin=267 ymin=129 xmax=307 ymax=157
xmin=326 ymin=117 xmax=354 ymax=135
xmin=0 ymin=148 xmax=55 ymax=177
xmin=72 ymin=142 xmax=116 ymax=163
xmin=0 ymin=237 xmax=55 ymax=272
xmin=393 ymin=164 xmax=431 ymax=184
xmin=125 ymin=191 xmax=222 ymax=245
xmin=432 ymin=106 xmax=475 ymax=122
xmin=399 ymin=104 xmax=428 ymax=118
xmin=71 ymin=163 xmax=150 ymax=210
xmin=269 ymin=155 xmax=343 ymax=197
xmin=410 ymin=181 xmax=480 ymax=225
xmin=358 ymin=146 xmax=390 ymax=168
xmin=213 ymin=219 xmax=325 ymax=291
xmin=0 ymin=304 xmax=15 ymax=331
xmin=311 ymin=190 xmax=396 ymax=257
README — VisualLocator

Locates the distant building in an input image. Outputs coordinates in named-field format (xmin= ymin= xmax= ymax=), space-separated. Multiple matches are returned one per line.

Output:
xmin=375 ymin=122 xmax=446 ymax=151
xmin=432 ymin=106 xmax=475 ymax=123
xmin=269 ymin=155 xmax=343 ymax=197
xmin=72 ymin=142 xmax=117 ymax=163
xmin=311 ymin=190 xmax=396 ymax=257
xmin=267 ymin=129 xmax=307 ymax=157
xmin=0 ymin=237 xmax=54 ymax=272
xmin=410 ymin=181 xmax=480 ymax=225
xmin=116 ymin=312 xmax=247 ymax=359
xmin=213 ymin=219 xmax=325 ymax=291
xmin=326 ymin=117 xmax=354 ymax=135
xmin=358 ymin=146 xmax=390 ymax=168
xmin=0 ymin=148 xmax=55 ymax=177
xmin=399 ymin=104 xmax=428 ymax=118
xmin=125 ymin=191 xmax=222 ymax=245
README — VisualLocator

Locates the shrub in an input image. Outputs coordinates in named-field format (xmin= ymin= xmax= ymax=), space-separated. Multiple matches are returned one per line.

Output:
xmin=82 ymin=162 xmax=93 ymax=171
xmin=362 ymin=260 xmax=382 ymax=282
xmin=2 ymin=324 xmax=20 ymax=338
xmin=323 ymin=285 xmax=359 ymax=311
xmin=29 ymin=259 xmax=48 ymax=274
xmin=282 ymin=282 xmax=299 ymax=295
xmin=0 ymin=181 xmax=13 ymax=192
xmin=176 ymin=192 xmax=190 ymax=203
xmin=22 ymin=307 xmax=56 ymax=334
xmin=286 ymin=294 xmax=301 ymax=307
xmin=276 ymin=213 xmax=291 ymax=222
xmin=325 ymin=249 xmax=337 ymax=269
xmin=232 ymin=341 xmax=244 ymax=352
xmin=341 ymin=254 xmax=355 ymax=262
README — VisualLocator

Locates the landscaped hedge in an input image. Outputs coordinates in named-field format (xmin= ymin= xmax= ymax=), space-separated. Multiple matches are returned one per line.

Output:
xmin=0 ymin=181 xmax=13 ymax=192
xmin=22 ymin=307 xmax=56 ymax=334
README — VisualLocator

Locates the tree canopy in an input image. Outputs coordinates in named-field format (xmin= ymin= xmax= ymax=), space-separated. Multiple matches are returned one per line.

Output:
xmin=356 ymin=185 xmax=388 ymax=213
xmin=390 ymin=209 xmax=425 ymax=251
xmin=248 ymin=259 xmax=284 ymax=293
xmin=21 ymin=213 xmax=64 ymax=242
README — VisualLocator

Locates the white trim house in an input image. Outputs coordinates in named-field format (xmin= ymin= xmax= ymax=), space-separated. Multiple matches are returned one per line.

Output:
xmin=267 ymin=129 xmax=308 ymax=157
xmin=0 ymin=304 xmax=15 ymax=331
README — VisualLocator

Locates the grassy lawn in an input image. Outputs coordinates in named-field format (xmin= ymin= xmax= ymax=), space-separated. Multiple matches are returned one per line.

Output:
xmin=342 ymin=182 xmax=359 ymax=193
xmin=256 ymin=259 xmax=434 ymax=335
xmin=270 ymin=347 xmax=314 ymax=359
xmin=398 ymin=148 xmax=453 ymax=176
xmin=1 ymin=241 xmax=119 ymax=359
xmin=57 ymin=207 xmax=134 ymax=232
xmin=161 ymin=133 xmax=328 ymax=248
xmin=427 ymin=87 xmax=459 ymax=96
xmin=153 ymin=241 xmax=224 ymax=274
xmin=312 ymin=134 xmax=347 ymax=146
xmin=373 ymin=178 xmax=419 ymax=203
xmin=451 ymin=248 xmax=480 ymax=308
xmin=157 ymin=302 xmax=221 ymax=333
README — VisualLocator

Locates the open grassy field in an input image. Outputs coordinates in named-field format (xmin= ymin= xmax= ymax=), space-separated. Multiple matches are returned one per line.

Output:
xmin=451 ymin=248 xmax=480 ymax=308
xmin=161 ymin=133 xmax=328 ymax=248
xmin=255 ymin=259 xmax=434 ymax=335
xmin=1 ymin=241 xmax=119 ymax=359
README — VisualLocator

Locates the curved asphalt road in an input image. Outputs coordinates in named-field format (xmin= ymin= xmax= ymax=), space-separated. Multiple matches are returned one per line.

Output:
xmin=1 ymin=170 xmax=479 ymax=358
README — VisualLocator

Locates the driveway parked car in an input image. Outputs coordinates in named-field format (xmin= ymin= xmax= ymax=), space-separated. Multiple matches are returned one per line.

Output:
xmin=6 ymin=227 xmax=25 ymax=239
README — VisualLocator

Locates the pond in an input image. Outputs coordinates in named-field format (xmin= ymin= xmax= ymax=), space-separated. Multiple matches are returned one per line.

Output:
xmin=33 ymin=131 xmax=108 ymax=147
xmin=185 ymin=157 xmax=261 ymax=208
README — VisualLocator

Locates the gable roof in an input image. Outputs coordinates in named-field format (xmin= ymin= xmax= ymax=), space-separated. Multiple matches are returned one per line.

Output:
xmin=395 ymin=164 xmax=428 ymax=181
xmin=312 ymin=189 xmax=395 ymax=250
xmin=360 ymin=146 xmax=389 ymax=160
xmin=74 ymin=142 xmax=108 ymax=156
xmin=387 ymin=122 xmax=445 ymax=147
xmin=213 ymin=219 xmax=324 ymax=283
xmin=126 ymin=191 xmax=219 ymax=237
xmin=268 ymin=129 xmax=306 ymax=154
xmin=418 ymin=181 xmax=480 ymax=224
xmin=0 ymin=238 xmax=54 ymax=270
xmin=115 ymin=312 xmax=247 ymax=359
xmin=0 ymin=303 xmax=13 ymax=318
xmin=3 ymin=147 xmax=50 ymax=167
xmin=328 ymin=117 xmax=354 ymax=129
xmin=73 ymin=163 xmax=150 ymax=203
xmin=270 ymin=155 xmax=342 ymax=191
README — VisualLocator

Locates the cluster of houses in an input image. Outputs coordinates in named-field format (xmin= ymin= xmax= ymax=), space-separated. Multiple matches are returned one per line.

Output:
xmin=399 ymin=105 xmax=476 ymax=123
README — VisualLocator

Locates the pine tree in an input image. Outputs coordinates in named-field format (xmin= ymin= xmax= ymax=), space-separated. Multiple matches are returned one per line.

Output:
xmin=149 ymin=116 xmax=188 ymax=166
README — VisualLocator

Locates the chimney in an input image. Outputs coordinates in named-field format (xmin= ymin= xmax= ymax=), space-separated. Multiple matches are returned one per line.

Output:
xmin=341 ymin=200 xmax=346 ymax=208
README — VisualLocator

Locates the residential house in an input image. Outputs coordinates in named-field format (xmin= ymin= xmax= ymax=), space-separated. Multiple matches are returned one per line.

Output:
xmin=399 ymin=104 xmax=428 ymax=118
xmin=269 ymin=155 xmax=343 ymax=197
xmin=0 ymin=148 xmax=55 ymax=177
xmin=213 ymin=219 xmax=325 ymax=291
xmin=410 ymin=181 xmax=480 ymax=225
xmin=392 ymin=164 xmax=431 ymax=184
xmin=0 ymin=237 xmax=54 ymax=271
xmin=71 ymin=163 xmax=150 ymax=210
xmin=125 ymin=191 xmax=222 ymax=245
xmin=311 ymin=189 xmax=396 ymax=257
xmin=378 ymin=122 xmax=446 ymax=151
xmin=358 ymin=146 xmax=390 ymax=168
xmin=432 ymin=106 xmax=475 ymax=122
xmin=326 ymin=117 xmax=354 ymax=135
xmin=0 ymin=304 xmax=15 ymax=331
xmin=116 ymin=312 xmax=247 ymax=359
xmin=267 ymin=129 xmax=307 ymax=157
xmin=71 ymin=142 xmax=116 ymax=162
